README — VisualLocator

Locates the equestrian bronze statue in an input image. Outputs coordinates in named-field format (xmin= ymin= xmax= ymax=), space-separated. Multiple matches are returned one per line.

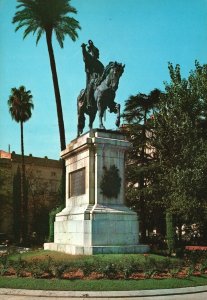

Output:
xmin=77 ymin=40 xmax=125 ymax=136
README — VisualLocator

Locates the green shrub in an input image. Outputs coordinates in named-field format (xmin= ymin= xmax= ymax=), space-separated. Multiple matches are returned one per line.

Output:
xmin=184 ymin=250 xmax=207 ymax=266
xmin=80 ymin=260 xmax=96 ymax=277
xmin=142 ymin=256 xmax=157 ymax=278
xmin=198 ymin=260 xmax=207 ymax=273
xmin=27 ymin=256 xmax=53 ymax=278
xmin=100 ymin=262 xmax=118 ymax=279
xmin=169 ymin=267 xmax=180 ymax=278
xmin=122 ymin=262 xmax=135 ymax=279
xmin=12 ymin=255 xmax=26 ymax=277
xmin=1 ymin=250 xmax=196 ymax=280
xmin=52 ymin=263 xmax=70 ymax=279
xmin=0 ymin=254 xmax=9 ymax=275
xmin=48 ymin=205 xmax=64 ymax=242
xmin=186 ymin=265 xmax=195 ymax=277
xmin=132 ymin=261 xmax=144 ymax=273
xmin=154 ymin=257 xmax=171 ymax=273
xmin=29 ymin=262 xmax=44 ymax=278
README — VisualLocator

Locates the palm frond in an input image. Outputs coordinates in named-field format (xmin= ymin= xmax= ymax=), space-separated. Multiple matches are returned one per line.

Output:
xmin=23 ymin=23 xmax=39 ymax=39
xmin=13 ymin=0 xmax=81 ymax=47
xmin=55 ymin=31 xmax=64 ymax=48
xmin=7 ymin=86 xmax=34 ymax=123
xmin=36 ymin=28 xmax=44 ymax=45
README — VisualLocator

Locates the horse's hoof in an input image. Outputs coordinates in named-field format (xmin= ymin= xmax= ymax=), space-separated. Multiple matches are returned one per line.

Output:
xmin=99 ymin=125 xmax=105 ymax=130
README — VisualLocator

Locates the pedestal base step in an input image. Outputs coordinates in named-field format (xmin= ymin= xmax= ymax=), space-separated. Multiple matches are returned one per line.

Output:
xmin=44 ymin=242 xmax=150 ymax=255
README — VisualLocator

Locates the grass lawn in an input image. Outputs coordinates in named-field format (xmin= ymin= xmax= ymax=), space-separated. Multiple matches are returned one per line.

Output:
xmin=8 ymin=249 xmax=175 ymax=264
xmin=0 ymin=275 xmax=207 ymax=291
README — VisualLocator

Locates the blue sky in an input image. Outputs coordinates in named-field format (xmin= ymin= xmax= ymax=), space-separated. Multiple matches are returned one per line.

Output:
xmin=0 ymin=0 xmax=207 ymax=159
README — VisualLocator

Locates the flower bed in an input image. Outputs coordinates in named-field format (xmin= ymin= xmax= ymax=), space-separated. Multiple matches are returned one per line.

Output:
xmin=1 ymin=251 xmax=207 ymax=280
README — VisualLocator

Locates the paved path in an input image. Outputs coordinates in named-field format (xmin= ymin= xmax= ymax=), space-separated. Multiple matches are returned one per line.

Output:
xmin=0 ymin=286 xmax=207 ymax=300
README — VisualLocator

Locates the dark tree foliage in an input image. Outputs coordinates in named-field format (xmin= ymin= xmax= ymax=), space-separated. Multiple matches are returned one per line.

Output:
xmin=122 ymin=89 xmax=163 ymax=241
xmin=122 ymin=62 xmax=207 ymax=245
xmin=166 ymin=212 xmax=176 ymax=254
xmin=12 ymin=166 xmax=29 ymax=243
xmin=31 ymin=205 xmax=51 ymax=244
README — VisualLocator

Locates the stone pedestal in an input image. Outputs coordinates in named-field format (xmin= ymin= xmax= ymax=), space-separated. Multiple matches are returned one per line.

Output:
xmin=44 ymin=129 xmax=149 ymax=254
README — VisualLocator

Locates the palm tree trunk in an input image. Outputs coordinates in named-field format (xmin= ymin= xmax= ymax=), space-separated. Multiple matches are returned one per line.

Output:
xmin=46 ymin=29 xmax=66 ymax=212
xmin=46 ymin=29 xmax=66 ymax=151
xmin=20 ymin=121 xmax=27 ymax=242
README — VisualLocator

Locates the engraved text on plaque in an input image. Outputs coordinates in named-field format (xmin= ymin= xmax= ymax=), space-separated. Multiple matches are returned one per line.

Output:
xmin=69 ymin=168 xmax=85 ymax=197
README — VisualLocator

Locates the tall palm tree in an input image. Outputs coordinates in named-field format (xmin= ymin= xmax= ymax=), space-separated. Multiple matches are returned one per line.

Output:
xmin=8 ymin=85 xmax=34 ymax=241
xmin=12 ymin=0 xmax=81 ymax=151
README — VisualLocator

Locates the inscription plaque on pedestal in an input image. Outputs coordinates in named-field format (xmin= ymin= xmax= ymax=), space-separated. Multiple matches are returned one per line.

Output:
xmin=69 ymin=168 xmax=85 ymax=197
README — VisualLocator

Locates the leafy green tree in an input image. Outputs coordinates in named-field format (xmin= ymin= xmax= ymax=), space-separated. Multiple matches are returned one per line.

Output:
xmin=8 ymin=85 xmax=34 ymax=241
xmin=154 ymin=62 xmax=207 ymax=240
xmin=12 ymin=0 xmax=81 ymax=151
xmin=166 ymin=212 xmax=176 ymax=254
xmin=122 ymin=89 xmax=162 ymax=241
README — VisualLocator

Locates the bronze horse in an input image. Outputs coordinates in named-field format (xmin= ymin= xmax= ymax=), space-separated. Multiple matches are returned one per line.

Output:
xmin=77 ymin=61 xmax=125 ymax=136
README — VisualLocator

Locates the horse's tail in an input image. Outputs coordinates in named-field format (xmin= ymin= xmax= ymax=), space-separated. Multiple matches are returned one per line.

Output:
xmin=77 ymin=89 xmax=86 ymax=136
xmin=77 ymin=89 xmax=85 ymax=108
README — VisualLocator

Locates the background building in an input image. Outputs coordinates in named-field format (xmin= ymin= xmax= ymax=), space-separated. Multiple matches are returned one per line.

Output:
xmin=0 ymin=150 xmax=62 ymax=242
